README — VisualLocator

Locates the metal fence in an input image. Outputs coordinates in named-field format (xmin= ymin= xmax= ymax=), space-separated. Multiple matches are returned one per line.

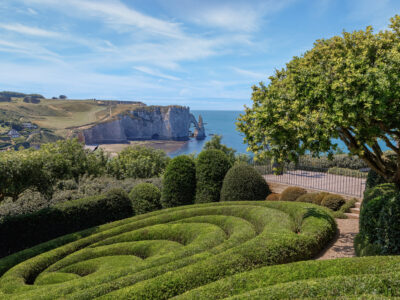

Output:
xmin=254 ymin=158 xmax=367 ymax=198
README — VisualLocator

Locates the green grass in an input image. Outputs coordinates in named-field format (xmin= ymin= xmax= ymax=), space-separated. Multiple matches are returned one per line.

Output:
xmin=0 ymin=98 xmax=143 ymax=137
xmin=0 ymin=201 xmax=335 ymax=299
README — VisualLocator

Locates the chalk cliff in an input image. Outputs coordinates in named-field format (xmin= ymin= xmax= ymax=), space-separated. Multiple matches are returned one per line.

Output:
xmin=83 ymin=106 xmax=205 ymax=144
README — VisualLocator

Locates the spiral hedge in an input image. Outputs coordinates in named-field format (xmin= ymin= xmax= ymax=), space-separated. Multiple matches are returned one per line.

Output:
xmin=0 ymin=201 xmax=335 ymax=299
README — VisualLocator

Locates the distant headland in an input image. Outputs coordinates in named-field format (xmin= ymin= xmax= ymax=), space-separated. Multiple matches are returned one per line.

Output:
xmin=0 ymin=91 xmax=205 ymax=152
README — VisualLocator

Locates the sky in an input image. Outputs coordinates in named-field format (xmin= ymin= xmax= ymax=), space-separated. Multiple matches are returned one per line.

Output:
xmin=0 ymin=0 xmax=399 ymax=110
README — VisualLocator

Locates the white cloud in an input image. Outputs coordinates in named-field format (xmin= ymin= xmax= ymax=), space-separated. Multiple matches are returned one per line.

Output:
xmin=0 ymin=23 xmax=61 ymax=38
xmin=21 ymin=0 xmax=183 ymax=38
xmin=232 ymin=67 xmax=266 ymax=80
xmin=27 ymin=7 xmax=37 ymax=15
xmin=134 ymin=66 xmax=180 ymax=81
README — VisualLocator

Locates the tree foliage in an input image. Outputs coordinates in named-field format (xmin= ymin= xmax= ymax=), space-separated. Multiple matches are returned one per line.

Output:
xmin=107 ymin=146 xmax=169 ymax=179
xmin=203 ymin=135 xmax=236 ymax=164
xmin=0 ymin=139 xmax=107 ymax=202
xmin=238 ymin=15 xmax=400 ymax=186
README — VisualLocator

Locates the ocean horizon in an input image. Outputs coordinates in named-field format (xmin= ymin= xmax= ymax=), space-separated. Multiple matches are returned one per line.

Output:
xmin=169 ymin=110 xmax=390 ymax=157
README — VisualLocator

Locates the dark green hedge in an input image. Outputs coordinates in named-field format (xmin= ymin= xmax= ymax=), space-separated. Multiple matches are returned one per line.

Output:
xmin=220 ymin=164 xmax=270 ymax=201
xmin=0 ymin=188 xmax=132 ymax=258
xmin=161 ymin=155 xmax=196 ymax=208
xmin=129 ymin=183 xmax=161 ymax=215
xmin=357 ymin=183 xmax=400 ymax=256
xmin=195 ymin=149 xmax=231 ymax=203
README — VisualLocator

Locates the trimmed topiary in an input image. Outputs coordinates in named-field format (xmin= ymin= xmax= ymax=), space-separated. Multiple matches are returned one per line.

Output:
xmin=266 ymin=193 xmax=280 ymax=201
xmin=280 ymin=187 xmax=307 ymax=202
xmin=0 ymin=201 xmax=336 ymax=298
xmin=0 ymin=188 xmax=133 ymax=257
xmin=129 ymin=183 xmax=161 ymax=215
xmin=296 ymin=193 xmax=320 ymax=203
xmin=195 ymin=149 xmax=231 ymax=203
xmin=358 ymin=183 xmax=398 ymax=255
xmin=321 ymin=194 xmax=346 ymax=211
xmin=313 ymin=192 xmax=330 ymax=205
xmin=161 ymin=155 xmax=196 ymax=208
xmin=220 ymin=164 xmax=270 ymax=201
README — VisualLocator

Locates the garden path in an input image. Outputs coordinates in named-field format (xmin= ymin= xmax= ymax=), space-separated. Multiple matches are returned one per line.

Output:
xmin=316 ymin=218 xmax=359 ymax=260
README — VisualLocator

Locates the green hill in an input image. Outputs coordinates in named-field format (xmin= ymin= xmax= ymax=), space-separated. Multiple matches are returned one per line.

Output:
xmin=0 ymin=93 xmax=145 ymax=150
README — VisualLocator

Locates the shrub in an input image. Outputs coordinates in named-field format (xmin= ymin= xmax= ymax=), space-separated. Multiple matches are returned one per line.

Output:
xmin=161 ymin=155 xmax=196 ymax=208
xmin=321 ymin=194 xmax=346 ymax=211
xmin=0 ymin=201 xmax=335 ymax=298
xmin=266 ymin=193 xmax=280 ymax=201
xmin=220 ymin=165 xmax=270 ymax=201
xmin=280 ymin=187 xmax=307 ymax=202
xmin=0 ymin=188 xmax=133 ymax=257
xmin=0 ymin=176 xmax=162 ymax=219
xmin=359 ymin=183 xmax=397 ymax=243
xmin=333 ymin=198 xmax=357 ymax=218
xmin=327 ymin=167 xmax=367 ymax=178
xmin=376 ymin=193 xmax=400 ymax=254
xmin=195 ymin=149 xmax=231 ymax=203
xmin=357 ymin=183 xmax=399 ymax=256
xmin=129 ymin=183 xmax=161 ymax=215
xmin=107 ymin=146 xmax=169 ymax=179
xmin=296 ymin=193 xmax=320 ymax=203
xmin=313 ymin=192 xmax=330 ymax=205
xmin=365 ymin=169 xmax=387 ymax=190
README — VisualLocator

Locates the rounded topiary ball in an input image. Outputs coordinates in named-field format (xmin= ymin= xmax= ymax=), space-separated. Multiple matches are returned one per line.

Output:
xmin=321 ymin=194 xmax=346 ymax=211
xmin=266 ymin=193 xmax=280 ymax=201
xmin=220 ymin=164 xmax=270 ymax=201
xmin=195 ymin=149 xmax=231 ymax=203
xmin=296 ymin=193 xmax=320 ymax=204
xmin=129 ymin=183 xmax=161 ymax=215
xmin=161 ymin=155 xmax=196 ymax=208
xmin=280 ymin=187 xmax=307 ymax=201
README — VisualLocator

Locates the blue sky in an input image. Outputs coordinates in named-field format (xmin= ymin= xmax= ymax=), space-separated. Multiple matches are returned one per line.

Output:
xmin=0 ymin=0 xmax=399 ymax=110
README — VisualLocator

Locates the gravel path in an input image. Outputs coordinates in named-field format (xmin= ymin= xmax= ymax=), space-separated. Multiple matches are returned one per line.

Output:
xmin=316 ymin=218 xmax=359 ymax=260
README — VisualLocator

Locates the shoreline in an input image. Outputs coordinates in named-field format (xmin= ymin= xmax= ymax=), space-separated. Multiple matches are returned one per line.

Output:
xmin=85 ymin=140 xmax=188 ymax=156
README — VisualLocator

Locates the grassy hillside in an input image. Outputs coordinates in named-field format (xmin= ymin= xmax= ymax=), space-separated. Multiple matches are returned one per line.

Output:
xmin=0 ymin=96 xmax=145 ymax=150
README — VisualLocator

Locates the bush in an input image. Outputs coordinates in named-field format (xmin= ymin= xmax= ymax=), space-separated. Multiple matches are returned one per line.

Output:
xmin=0 ymin=201 xmax=335 ymax=298
xmin=312 ymin=192 xmax=330 ymax=205
xmin=220 ymin=165 xmax=270 ymax=201
xmin=161 ymin=155 xmax=196 ymax=208
xmin=376 ymin=193 xmax=400 ymax=254
xmin=107 ymin=146 xmax=169 ymax=179
xmin=0 ymin=188 xmax=133 ymax=257
xmin=327 ymin=167 xmax=367 ymax=178
xmin=296 ymin=193 xmax=320 ymax=203
xmin=280 ymin=187 xmax=307 ymax=202
xmin=195 ymin=149 xmax=231 ymax=203
xmin=0 ymin=176 xmax=162 ymax=219
xmin=357 ymin=183 xmax=399 ymax=256
xmin=365 ymin=169 xmax=387 ymax=190
xmin=359 ymin=183 xmax=397 ymax=243
xmin=266 ymin=193 xmax=280 ymax=201
xmin=320 ymin=194 xmax=345 ymax=211
xmin=129 ymin=183 xmax=161 ymax=215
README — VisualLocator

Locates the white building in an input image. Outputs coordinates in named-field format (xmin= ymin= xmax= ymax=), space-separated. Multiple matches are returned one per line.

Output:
xmin=7 ymin=129 xmax=20 ymax=138
xmin=22 ymin=122 xmax=37 ymax=129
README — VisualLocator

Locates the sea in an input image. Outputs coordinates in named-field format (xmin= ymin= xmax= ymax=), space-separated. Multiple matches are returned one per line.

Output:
xmin=170 ymin=110 xmax=248 ymax=157
xmin=169 ymin=110 xmax=390 ymax=157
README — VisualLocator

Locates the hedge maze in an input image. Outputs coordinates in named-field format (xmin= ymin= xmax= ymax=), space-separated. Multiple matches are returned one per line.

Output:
xmin=0 ymin=201 xmax=335 ymax=299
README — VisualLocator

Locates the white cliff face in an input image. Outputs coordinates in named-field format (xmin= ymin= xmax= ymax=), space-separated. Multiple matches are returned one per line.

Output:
xmin=83 ymin=106 xmax=204 ymax=145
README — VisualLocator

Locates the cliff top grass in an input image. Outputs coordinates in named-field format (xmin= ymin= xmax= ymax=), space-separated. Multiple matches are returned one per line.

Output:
xmin=0 ymin=97 xmax=183 ymax=138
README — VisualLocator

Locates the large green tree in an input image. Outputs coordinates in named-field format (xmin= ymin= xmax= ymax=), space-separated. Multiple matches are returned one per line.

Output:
xmin=238 ymin=15 xmax=400 ymax=187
